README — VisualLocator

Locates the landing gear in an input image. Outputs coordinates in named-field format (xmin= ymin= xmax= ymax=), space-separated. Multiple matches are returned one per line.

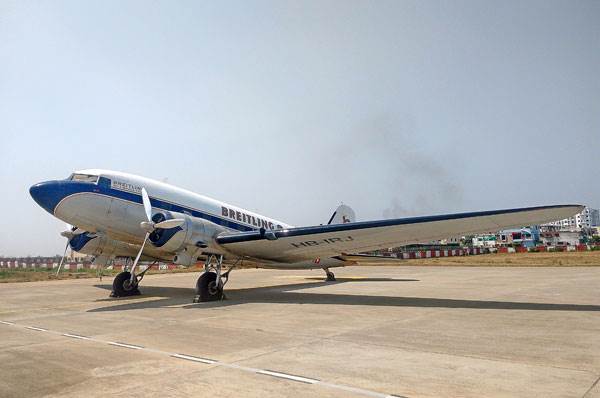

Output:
xmin=194 ymin=272 xmax=223 ymax=302
xmin=325 ymin=268 xmax=336 ymax=282
xmin=110 ymin=260 xmax=155 ymax=297
xmin=193 ymin=254 xmax=235 ymax=303
xmin=110 ymin=271 xmax=141 ymax=297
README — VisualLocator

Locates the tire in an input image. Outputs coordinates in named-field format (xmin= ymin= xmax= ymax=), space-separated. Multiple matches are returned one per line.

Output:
xmin=326 ymin=271 xmax=336 ymax=282
xmin=195 ymin=272 xmax=223 ymax=302
xmin=111 ymin=271 xmax=140 ymax=297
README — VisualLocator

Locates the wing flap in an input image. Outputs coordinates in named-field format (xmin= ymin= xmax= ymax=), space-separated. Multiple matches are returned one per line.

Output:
xmin=217 ymin=205 xmax=583 ymax=263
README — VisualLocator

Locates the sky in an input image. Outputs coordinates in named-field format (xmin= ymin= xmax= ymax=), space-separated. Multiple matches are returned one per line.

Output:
xmin=1 ymin=0 xmax=599 ymax=256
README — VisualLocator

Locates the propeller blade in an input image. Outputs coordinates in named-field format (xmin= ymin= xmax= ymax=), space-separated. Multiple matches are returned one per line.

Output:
xmin=60 ymin=228 xmax=86 ymax=238
xmin=141 ymin=188 xmax=152 ymax=222
xmin=130 ymin=232 xmax=149 ymax=283
xmin=154 ymin=218 xmax=185 ymax=229
xmin=56 ymin=240 xmax=70 ymax=276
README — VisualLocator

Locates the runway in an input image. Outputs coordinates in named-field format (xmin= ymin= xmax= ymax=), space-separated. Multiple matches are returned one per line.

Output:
xmin=1 ymin=266 xmax=599 ymax=397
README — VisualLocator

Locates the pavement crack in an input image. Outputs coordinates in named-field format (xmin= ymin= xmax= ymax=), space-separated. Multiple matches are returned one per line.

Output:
xmin=325 ymin=334 xmax=598 ymax=375
xmin=228 ymin=337 xmax=324 ymax=366
xmin=583 ymin=374 xmax=600 ymax=398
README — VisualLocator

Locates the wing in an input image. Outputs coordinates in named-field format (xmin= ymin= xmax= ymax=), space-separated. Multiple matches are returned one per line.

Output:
xmin=216 ymin=204 xmax=583 ymax=263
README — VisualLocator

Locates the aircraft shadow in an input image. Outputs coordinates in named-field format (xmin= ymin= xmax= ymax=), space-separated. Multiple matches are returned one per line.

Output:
xmin=89 ymin=278 xmax=415 ymax=312
xmin=303 ymin=277 xmax=418 ymax=282
xmin=88 ymin=278 xmax=600 ymax=313
xmin=91 ymin=284 xmax=196 ymax=310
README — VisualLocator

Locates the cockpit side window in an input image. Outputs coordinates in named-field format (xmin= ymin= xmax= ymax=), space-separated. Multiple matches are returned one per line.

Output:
xmin=69 ymin=174 xmax=99 ymax=183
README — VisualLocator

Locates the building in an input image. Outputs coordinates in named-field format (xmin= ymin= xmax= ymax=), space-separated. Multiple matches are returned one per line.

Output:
xmin=591 ymin=208 xmax=600 ymax=227
xmin=472 ymin=234 xmax=497 ymax=248
xmin=496 ymin=227 xmax=538 ymax=248
xmin=544 ymin=206 xmax=599 ymax=230
xmin=539 ymin=225 xmax=581 ymax=246
xmin=575 ymin=207 xmax=599 ymax=228
xmin=435 ymin=237 xmax=461 ymax=245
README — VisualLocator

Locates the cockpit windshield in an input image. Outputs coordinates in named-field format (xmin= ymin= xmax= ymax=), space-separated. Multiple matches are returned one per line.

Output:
xmin=69 ymin=173 xmax=99 ymax=183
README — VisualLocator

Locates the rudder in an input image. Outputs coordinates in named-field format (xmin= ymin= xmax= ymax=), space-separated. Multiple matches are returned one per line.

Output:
xmin=327 ymin=204 xmax=356 ymax=225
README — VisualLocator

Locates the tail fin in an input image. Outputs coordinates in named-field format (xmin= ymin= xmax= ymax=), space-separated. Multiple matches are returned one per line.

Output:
xmin=327 ymin=204 xmax=356 ymax=225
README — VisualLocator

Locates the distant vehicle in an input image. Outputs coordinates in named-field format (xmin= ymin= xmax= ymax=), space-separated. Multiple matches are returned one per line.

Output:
xmin=30 ymin=169 xmax=582 ymax=302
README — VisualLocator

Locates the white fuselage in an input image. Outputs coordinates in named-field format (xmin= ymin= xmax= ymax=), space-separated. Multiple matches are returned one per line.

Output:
xmin=33 ymin=169 xmax=293 ymax=264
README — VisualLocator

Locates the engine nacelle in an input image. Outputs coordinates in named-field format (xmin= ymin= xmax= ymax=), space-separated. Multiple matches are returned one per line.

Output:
xmin=69 ymin=232 xmax=140 ymax=258
xmin=173 ymin=251 xmax=193 ymax=266
xmin=148 ymin=211 xmax=226 ymax=260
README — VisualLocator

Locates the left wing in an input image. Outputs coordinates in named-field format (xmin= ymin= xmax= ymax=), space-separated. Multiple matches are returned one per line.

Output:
xmin=216 ymin=204 xmax=582 ymax=264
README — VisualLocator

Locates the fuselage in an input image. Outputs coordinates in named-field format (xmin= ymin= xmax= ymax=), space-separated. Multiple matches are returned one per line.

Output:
xmin=30 ymin=169 xmax=293 ymax=263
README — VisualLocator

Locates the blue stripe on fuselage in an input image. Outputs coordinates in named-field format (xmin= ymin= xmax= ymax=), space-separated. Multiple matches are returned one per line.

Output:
xmin=38 ymin=177 xmax=255 ymax=233
xmin=97 ymin=177 xmax=255 ymax=232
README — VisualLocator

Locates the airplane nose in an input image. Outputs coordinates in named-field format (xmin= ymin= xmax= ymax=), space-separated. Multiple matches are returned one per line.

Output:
xmin=29 ymin=181 xmax=62 ymax=215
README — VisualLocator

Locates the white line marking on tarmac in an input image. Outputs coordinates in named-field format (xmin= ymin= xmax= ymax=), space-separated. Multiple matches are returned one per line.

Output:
xmin=63 ymin=333 xmax=90 ymax=340
xmin=318 ymin=381 xmax=398 ymax=398
xmin=257 ymin=369 xmax=319 ymax=384
xmin=0 ymin=320 xmax=408 ymax=398
xmin=171 ymin=353 xmax=217 ymax=364
xmin=25 ymin=326 xmax=47 ymax=332
xmin=108 ymin=342 xmax=143 ymax=350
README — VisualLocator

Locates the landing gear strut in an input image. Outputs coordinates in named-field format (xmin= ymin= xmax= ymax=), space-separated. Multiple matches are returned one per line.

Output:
xmin=324 ymin=268 xmax=336 ymax=282
xmin=193 ymin=255 xmax=235 ymax=303
xmin=110 ymin=260 xmax=155 ymax=297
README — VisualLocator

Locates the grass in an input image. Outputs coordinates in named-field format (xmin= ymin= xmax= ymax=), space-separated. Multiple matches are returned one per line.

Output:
xmin=0 ymin=268 xmax=101 ymax=283
xmin=374 ymin=250 xmax=600 ymax=267
xmin=0 ymin=265 xmax=206 ymax=283
xmin=2 ymin=251 xmax=599 ymax=283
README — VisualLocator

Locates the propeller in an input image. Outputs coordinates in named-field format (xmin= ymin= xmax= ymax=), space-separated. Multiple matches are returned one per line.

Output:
xmin=56 ymin=223 xmax=83 ymax=276
xmin=60 ymin=224 xmax=85 ymax=239
xmin=129 ymin=188 xmax=185 ymax=282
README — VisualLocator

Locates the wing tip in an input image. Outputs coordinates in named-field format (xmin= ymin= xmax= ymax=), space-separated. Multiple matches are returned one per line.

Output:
xmin=553 ymin=203 xmax=585 ymax=212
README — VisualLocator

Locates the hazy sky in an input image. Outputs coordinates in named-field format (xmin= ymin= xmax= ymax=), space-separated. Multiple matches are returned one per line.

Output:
xmin=1 ymin=0 xmax=598 ymax=256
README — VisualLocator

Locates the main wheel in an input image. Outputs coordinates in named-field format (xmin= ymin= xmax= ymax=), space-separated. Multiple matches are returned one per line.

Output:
xmin=194 ymin=272 xmax=223 ymax=302
xmin=111 ymin=271 xmax=140 ymax=297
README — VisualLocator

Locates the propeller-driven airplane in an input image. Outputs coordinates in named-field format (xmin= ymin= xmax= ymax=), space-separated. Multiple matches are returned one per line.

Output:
xmin=30 ymin=169 xmax=582 ymax=302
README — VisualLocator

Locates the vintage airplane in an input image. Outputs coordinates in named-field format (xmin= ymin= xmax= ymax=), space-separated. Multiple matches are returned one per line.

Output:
xmin=30 ymin=169 xmax=582 ymax=302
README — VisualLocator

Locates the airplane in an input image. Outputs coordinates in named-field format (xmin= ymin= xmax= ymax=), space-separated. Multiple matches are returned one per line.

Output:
xmin=29 ymin=169 xmax=583 ymax=302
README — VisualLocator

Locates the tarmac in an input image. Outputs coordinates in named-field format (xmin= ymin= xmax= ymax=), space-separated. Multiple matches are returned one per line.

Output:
xmin=1 ymin=265 xmax=599 ymax=398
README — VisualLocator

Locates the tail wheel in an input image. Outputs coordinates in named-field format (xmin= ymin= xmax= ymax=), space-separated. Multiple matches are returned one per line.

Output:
xmin=325 ymin=270 xmax=336 ymax=282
